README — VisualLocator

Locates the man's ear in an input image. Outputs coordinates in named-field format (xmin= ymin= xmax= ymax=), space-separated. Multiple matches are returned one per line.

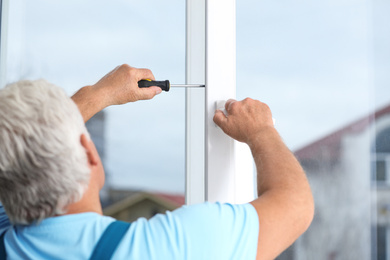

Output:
xmin=80 ymin=134 xmax=99 ymax=166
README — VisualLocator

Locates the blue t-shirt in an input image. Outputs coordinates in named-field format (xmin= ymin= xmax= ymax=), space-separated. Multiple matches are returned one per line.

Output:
xmin=0 ymin=202 xmax=258 ymax=259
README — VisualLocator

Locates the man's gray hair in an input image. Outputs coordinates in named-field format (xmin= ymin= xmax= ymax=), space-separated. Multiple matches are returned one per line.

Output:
xmin=0 ymin=80 xmax=90 ymax=225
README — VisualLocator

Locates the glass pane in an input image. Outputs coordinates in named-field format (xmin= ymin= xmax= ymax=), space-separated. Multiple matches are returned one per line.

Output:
xmin=376 ymin=127 xmax=390 ymax=153
xmin=377 ymin=226 xmax=387 ymax=260
xmin=5 ymin=0 xmax=185 ymax=221
xmin=237 ymin=0 xmax=390 ymax=259
xmin=376 ymin=160 xmax=387 ymax=182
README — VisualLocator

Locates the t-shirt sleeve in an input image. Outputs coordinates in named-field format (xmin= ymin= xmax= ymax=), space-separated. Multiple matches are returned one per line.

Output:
xmin=172 ymin=202 xmax=259 ymax=260
xmin=0 ymin=203 xmax=11 ymax=235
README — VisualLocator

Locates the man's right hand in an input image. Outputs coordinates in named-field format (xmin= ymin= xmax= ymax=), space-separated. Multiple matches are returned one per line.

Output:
xmin=72 ymin=64 xmax=162 ymax=122
xmin=93 ymin=64 xmax=162 ymax=107
xmin=213 ymin=98 xmax=274 ymax=145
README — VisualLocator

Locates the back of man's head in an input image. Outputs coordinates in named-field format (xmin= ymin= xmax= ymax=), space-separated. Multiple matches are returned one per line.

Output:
xmin=0 ymin=80 xmax=90 ymax=225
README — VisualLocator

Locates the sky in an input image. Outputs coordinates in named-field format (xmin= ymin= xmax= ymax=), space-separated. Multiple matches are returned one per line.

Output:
xmin=4 ymin=0 xmax=390 ymax=194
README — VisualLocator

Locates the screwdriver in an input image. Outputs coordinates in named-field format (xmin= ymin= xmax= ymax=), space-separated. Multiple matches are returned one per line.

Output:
xmin=138 ymin=79 xmax=204 ymax=92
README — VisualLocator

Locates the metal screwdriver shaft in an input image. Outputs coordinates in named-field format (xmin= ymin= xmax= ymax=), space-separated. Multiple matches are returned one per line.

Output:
xmin=171 ymin=84 xmax=205 ymax=88
xmin=138 ymin=80 xmax=204 ymax=92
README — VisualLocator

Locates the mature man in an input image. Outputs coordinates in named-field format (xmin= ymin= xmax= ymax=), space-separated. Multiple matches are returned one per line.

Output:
xmin=0 ymin=64 xmax=314 ymax=259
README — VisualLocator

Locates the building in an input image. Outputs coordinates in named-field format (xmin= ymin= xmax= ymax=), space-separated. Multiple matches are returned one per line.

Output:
xmin=278 ymin=104 xmax=390 ymax=260
xmin=103 ymin=189 xmax=185 ymax=222
xmin=85 ymin=110 xmax=112 ymax=201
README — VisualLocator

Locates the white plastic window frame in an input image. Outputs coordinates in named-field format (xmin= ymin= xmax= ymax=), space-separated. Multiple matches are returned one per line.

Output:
xmin=186 ymin=0 xmax=254 ymax=205
xmin=185 ymin=0 xmax=206 ymax=205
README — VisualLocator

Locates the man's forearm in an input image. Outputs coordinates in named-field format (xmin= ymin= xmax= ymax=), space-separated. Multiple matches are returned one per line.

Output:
xmin=249 ymin=127 xmax=310 ymax=198
xmin=250 ymin=127 xmax=313 ymax=223
xmin=71 ymin=85 xmax=107 ymax=123
xmin=249 ymin=127 xmax=314 ymax=260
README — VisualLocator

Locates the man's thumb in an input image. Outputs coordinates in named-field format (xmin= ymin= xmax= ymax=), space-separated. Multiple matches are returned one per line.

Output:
xmin=213 ymin=110 xmax=227 ymax=128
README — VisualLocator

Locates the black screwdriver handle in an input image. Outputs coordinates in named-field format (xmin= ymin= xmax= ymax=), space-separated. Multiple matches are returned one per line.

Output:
xmin=138 ymin=80 xmax=170 ymax=92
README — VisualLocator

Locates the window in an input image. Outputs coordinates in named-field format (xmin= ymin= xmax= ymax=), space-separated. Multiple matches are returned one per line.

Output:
xmin=2 ymin=0 xmax=187 ymax=219
xmin=374 ymin=127 xmax=390 ymax=184
xmin=373 ymin=126 xmax=390 ymax=258
xmin=376 ymin=225 xmax=387 ymax=260
xmin=5 ymin=0 xmax=389 ymax=257
xmin=2 ymin=0 xmax=254 ymax=220
xmin=373 ymin=154 xmax=390 ymax=184
xmin=236 ymin=0 xmax=390 ymax=259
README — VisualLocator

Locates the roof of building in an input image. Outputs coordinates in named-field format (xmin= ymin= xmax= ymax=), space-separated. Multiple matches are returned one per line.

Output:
xmin=294 ymin=103 xmax=390 ymax=161
xmin=154 ymin=193 xmax=185 ymax=206
xmin=103 ymin=189 xmax=185 ymax=216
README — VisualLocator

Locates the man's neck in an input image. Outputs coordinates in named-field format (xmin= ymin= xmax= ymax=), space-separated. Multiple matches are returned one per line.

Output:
xmin=65 ymin=199 xmax=103 ymax=215
xmin=64 ymin=181 xmax=103 ymax=216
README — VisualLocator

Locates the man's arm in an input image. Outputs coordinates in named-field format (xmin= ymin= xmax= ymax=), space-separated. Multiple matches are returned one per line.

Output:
xmin=213 ymin=98 xmax=314 ymax=260
xmin=71 ymin=64 xmax=162 ymax=122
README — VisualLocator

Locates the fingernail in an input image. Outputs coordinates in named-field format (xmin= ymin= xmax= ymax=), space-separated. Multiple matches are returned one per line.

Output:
xmin=155 ymin=88 xmax=162 ymax=95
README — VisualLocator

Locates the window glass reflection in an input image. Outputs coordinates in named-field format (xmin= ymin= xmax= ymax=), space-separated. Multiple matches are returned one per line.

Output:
xmin=237 ymin=0 xmax=390 ymax=259
xmin=6 ymin=0 xmax=186 ymax=221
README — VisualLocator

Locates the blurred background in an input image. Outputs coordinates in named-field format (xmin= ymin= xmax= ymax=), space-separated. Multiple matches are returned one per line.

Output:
xmin=3 ymin=0 xmax=390 ymax=259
